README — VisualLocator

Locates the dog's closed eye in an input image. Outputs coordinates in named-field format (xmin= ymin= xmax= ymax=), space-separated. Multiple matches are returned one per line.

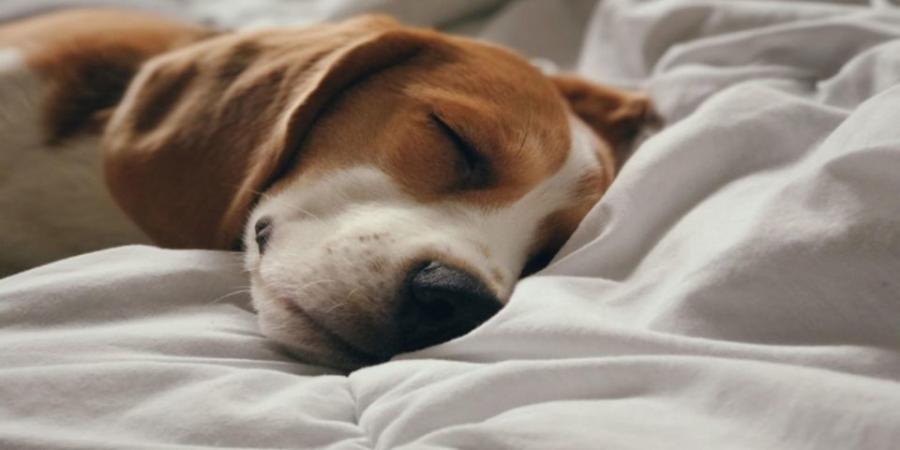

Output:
xmin=429 ymin=113 xmax=490 ymax=190
xmin=254 ymin=216 xmax=273 ymax=253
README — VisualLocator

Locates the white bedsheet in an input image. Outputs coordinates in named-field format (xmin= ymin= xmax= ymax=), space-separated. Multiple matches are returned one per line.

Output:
xmin=2 ymin=1 xmax=900 ymax=449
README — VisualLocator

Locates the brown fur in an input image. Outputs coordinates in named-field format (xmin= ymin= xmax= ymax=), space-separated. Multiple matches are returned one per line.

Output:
xmin=4 ymin=9 xmax=652 ymax=273
xmin=552 ymin=75 xmax=651 ymax=171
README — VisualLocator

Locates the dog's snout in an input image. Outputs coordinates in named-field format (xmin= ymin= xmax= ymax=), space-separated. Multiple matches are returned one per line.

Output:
xmin=397 ymin=261 xmax=502 ymax=352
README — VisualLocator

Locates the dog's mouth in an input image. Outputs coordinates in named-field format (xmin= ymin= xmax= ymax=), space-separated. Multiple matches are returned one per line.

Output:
xmin=273 ymin=295 xmax=387 ymax=368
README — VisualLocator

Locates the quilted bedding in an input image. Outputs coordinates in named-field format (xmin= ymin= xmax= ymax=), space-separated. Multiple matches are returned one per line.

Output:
xmin=1 ymin=1 xmax=900 ymax=449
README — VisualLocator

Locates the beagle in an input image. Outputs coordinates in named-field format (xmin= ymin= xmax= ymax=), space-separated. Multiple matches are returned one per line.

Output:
xmin=0 ymin=9 xmax=652 ymax=369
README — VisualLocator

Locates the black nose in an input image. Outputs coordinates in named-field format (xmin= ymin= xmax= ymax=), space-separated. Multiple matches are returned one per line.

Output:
xmin=397 ymin=261 xmax=502 ymax=352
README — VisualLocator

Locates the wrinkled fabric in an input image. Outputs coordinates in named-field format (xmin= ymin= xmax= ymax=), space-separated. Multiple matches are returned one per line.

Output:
xmin=2 ymin=1 xmax=900 ymax=449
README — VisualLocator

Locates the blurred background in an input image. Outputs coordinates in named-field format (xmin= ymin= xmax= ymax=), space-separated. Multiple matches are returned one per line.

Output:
xmin=0 ymin=0 xmax=599 ymax=70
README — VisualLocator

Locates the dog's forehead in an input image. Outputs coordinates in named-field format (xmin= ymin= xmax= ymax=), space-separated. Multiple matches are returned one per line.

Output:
xmin=271 ymin=33 xmax=575 ymax=208
xmin=416 ymin=35 xmax=573 ymax=161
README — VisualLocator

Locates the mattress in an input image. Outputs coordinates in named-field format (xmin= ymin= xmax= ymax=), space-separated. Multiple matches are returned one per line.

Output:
xmin=1 ymin=1 xmax=899 ymax=449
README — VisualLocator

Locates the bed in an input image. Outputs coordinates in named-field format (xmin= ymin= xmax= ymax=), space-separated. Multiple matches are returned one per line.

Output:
xmin=1 ymin=1 xmax=899 ymax=448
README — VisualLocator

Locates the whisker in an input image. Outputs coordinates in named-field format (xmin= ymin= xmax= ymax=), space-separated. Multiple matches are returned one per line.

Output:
xmin=233 ymin=185 xmax=325 ymax=224
xmin=209 ymin=287 xmax=252 ymax=304
xmin=296 ymin=278 xmax=339 ymax=292
xmin=324 ymin=301 xmax=346 ymax=314
xmin=325 ymin=287 xmax=363 ymax=314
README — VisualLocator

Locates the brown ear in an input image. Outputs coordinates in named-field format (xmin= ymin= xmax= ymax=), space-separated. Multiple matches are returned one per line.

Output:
xmin=103 ymin=15 xmax=425 ymax=249
xmin=551 ymin=75 xmax=653 ymax=170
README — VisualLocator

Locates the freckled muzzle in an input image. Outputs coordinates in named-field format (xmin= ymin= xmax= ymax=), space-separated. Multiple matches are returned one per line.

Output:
xmin=260 ymin=259 xmax=503 ymax=370
xmin=251 ymin=214 xmax=504 ymax=369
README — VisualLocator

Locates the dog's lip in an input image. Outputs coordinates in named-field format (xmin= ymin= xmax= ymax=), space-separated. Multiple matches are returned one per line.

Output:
xmin=274 ymin=295 xmax=386 ymax=366
xmin=250 ymin=272 xmax=383 ymax=365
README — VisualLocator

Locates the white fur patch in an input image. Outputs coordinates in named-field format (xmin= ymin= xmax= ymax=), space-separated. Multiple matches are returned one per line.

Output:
xmin=0 ymin=48 xmax=149 ymax=275
xmin=244 ymin=113 xmax=601 ymax=365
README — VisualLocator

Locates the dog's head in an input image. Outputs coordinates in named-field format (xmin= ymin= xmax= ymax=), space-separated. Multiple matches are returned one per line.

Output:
xmin=100 ymin=14 xmax=651 ymax=369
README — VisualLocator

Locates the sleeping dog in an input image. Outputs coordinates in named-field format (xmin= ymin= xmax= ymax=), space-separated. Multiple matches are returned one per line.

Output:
xmin=0 ymin=9 xmax=651 ymax=369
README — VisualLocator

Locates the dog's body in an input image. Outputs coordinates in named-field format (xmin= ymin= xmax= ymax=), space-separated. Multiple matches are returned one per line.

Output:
xmin=0 ymin=10 xmax=209 ymax=272
xmin=0 ymin=47 xmax=148 ymax=272
xmin=0 ymin=9 xmax=651 ymax=369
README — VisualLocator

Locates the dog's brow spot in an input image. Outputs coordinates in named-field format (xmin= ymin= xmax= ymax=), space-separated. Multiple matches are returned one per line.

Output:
xmin=477 ymin=243 xmax=491 ymax=258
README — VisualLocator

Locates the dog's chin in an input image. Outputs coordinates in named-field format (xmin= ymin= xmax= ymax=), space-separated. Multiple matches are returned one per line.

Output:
xmin=250 ymin=286 xmax=386 ymax=372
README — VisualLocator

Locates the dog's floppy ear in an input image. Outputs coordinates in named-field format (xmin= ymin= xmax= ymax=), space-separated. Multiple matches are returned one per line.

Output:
xmin=551 ymin=75 xmax=653 ymax=170
xmin=103 ymin=15 xmax=424 ymax=249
